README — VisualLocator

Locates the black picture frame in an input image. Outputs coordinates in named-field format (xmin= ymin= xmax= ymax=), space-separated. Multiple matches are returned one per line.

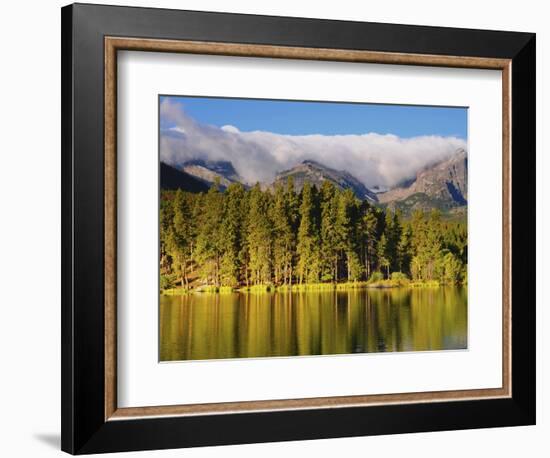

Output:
xmin=61 ymin=3 xmax=536 ymax=454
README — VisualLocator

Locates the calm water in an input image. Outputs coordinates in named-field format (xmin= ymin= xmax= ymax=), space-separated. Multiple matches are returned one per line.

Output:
xmin=160 ymin=287 xmax=467 ymax=361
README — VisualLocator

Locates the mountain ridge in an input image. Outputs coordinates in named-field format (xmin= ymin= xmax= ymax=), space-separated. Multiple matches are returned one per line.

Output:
xmin=377 ymin=148 xmax=467 ymax=213
xmin=181 ymin=159 xmax=244 ymax=190
xmin=161 ymin=150 xmax=468 ymax=216
xmin=160 ymin=162 xmax=210 ymax=193
xmin=271 ymin=159 xmax=378 ymax=202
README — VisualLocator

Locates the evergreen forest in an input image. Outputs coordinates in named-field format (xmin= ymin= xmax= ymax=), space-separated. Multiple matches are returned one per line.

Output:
xmin=160 ymin=178 xmax=467 ymax=293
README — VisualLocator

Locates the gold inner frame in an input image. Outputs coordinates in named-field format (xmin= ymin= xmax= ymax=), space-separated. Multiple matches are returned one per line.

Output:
xmin=104 ymin=37 xmax=512 ymax=421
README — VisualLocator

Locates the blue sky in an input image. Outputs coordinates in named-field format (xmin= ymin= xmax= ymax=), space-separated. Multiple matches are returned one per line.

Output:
xmin=160 ymin=95 xmax=467 ymax=139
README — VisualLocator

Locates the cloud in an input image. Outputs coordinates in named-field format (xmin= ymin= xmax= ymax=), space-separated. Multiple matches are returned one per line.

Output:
xmin=221 ymin=125 xmax=240 ymax=133
xmin=160 ymin=98 xmax=467 ymax=188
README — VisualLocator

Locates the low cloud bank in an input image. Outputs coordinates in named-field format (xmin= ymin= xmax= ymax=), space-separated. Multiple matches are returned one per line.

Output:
xmin=160 ymin=98 xmax=466 ymax=188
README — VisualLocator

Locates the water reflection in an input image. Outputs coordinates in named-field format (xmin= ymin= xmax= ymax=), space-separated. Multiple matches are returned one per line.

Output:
xmin=160 ymin=287 xmax=467 ymax=361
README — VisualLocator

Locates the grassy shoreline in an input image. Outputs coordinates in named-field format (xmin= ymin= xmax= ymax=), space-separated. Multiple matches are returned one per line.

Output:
xmin=162 ymin=279 xmax=463 ymax=295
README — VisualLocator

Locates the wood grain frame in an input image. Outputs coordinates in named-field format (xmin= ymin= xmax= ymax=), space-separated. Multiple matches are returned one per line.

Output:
xmin=104 ymin=37 xmax=512 ymax=421
xmin=62 ymin=4 xmax=536 ymax=454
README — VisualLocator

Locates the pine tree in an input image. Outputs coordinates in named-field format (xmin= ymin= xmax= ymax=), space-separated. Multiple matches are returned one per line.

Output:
xmin=360 ymin=205 xmax=378 ymax=279
xmin=194 ymin=182 xmax=224 ymax=286
xmin=424 ymin=209 xmax=443 ymax=280
xmin=219 ymin=183 xmax=246 ymax=286
xmin=336 ymin=189 xmax=363 ymax=281
xmin=397 ymin=223 xmax=412 ymax=275
xmin=271 ymin=183 xmax=294 ymax=285
xmin=284 ymin=178 xmax=299 ymax=285
xmin=165 ymin=189 xmax=193 ymax=289
xmin=320 ymin=181 xmax=339 ymax=282
xmin=159 ymin=194 xmax=174 ymax=276
xmin=377 ymin=233 xmax=390 ymax=279
xmin=247 ymin=184 xmax=272 ymax=285
xmin=297 ymin=182 xmax=320 ymax=284
xmin=382 ymin=209 xmax=402 ymax=273
xmin=159 ymin=179 xmax=468 ymax=289
xmin=438 ymin=250 xmax=463 ymax=284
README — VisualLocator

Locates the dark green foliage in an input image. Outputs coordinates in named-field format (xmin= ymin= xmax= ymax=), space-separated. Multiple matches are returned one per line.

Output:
xmin=220 ymin=183 xmax=246 ymax=286
xmin=297 ymin=182 xmax=321 ymax=283
xmin=247 ymin=184 xmax=273 ymax=285
xmin=319 ymin=180 xmax=336 ymax=281
xmin=194 ymin=183 xmax=225 ymax=286
xmin=271 ymin=183 xmax=296 ymax=285
xmin=160 ymin=180 xmax=467 ymax=289
xmin=162 ymin=189 xmax=194 ymax=289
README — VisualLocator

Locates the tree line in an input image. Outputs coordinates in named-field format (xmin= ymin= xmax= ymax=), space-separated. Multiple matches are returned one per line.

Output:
xmin=160 ymin=178 xmax=467 ymax=290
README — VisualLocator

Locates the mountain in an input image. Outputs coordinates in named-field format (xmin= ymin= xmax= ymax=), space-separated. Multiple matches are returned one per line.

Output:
xmin=182 ymin=159 xmax=244 ymax=190
xmin=160 ymin=162 xmax=210 ymax=193
xmin=272 ymin=160 xmax=378 ymax=202
xmin=377 ymin=149 xmax=467 ymax=214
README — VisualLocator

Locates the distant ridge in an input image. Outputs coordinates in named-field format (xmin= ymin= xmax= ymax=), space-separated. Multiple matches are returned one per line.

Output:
xmin=160 ymin=162 xmax=210 ymax=193
xmin=182 ymin=159 xmax=244 ymax=190
xmin=272 ymin=159 xmax=378 ymax=202
xmin=160 ymin=149 xmax=468 ymax=215
xmin=377 ymin=149 xmax=467 ymax=214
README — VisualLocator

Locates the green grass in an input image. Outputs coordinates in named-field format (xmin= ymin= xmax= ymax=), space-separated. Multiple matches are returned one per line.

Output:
xmin=237 ymin=284 xmax=274 ymax=293
xmin=162 ymin=285 xmax=236 ymax=295
xmin=195 ymin=285 xmax=236 ymax=293
xmin=273 ymin=282 xmax=369 ymax=292
xmin=162 ymin=279 xmax=460 ymax=295
xmin=335 ymin=282 xmax=369 ymax=290
xmin=286 ymin=283 xmax=336 ymax=292
xmin=367 ymin=279 xmax=444 ymax=288
xmin=367 ymin=279 xmax=408 ymax=288
xmin=161 ymin=288 xmax=190 ymax=296
xmin=409 ymin=280 xmax=441 ymax=288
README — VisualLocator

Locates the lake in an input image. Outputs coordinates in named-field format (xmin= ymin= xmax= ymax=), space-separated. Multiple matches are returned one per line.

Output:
xmin=160 ymin=287 xmax=467 ymax=361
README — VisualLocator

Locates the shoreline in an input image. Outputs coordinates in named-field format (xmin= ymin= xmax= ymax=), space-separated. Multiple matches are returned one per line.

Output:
xmin=162 ymin=280 xmax=464 ymax=296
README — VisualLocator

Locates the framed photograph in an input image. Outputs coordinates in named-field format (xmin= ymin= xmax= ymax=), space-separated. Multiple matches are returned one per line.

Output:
xmin=61 ymin=3 xmax=536 ymax=454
